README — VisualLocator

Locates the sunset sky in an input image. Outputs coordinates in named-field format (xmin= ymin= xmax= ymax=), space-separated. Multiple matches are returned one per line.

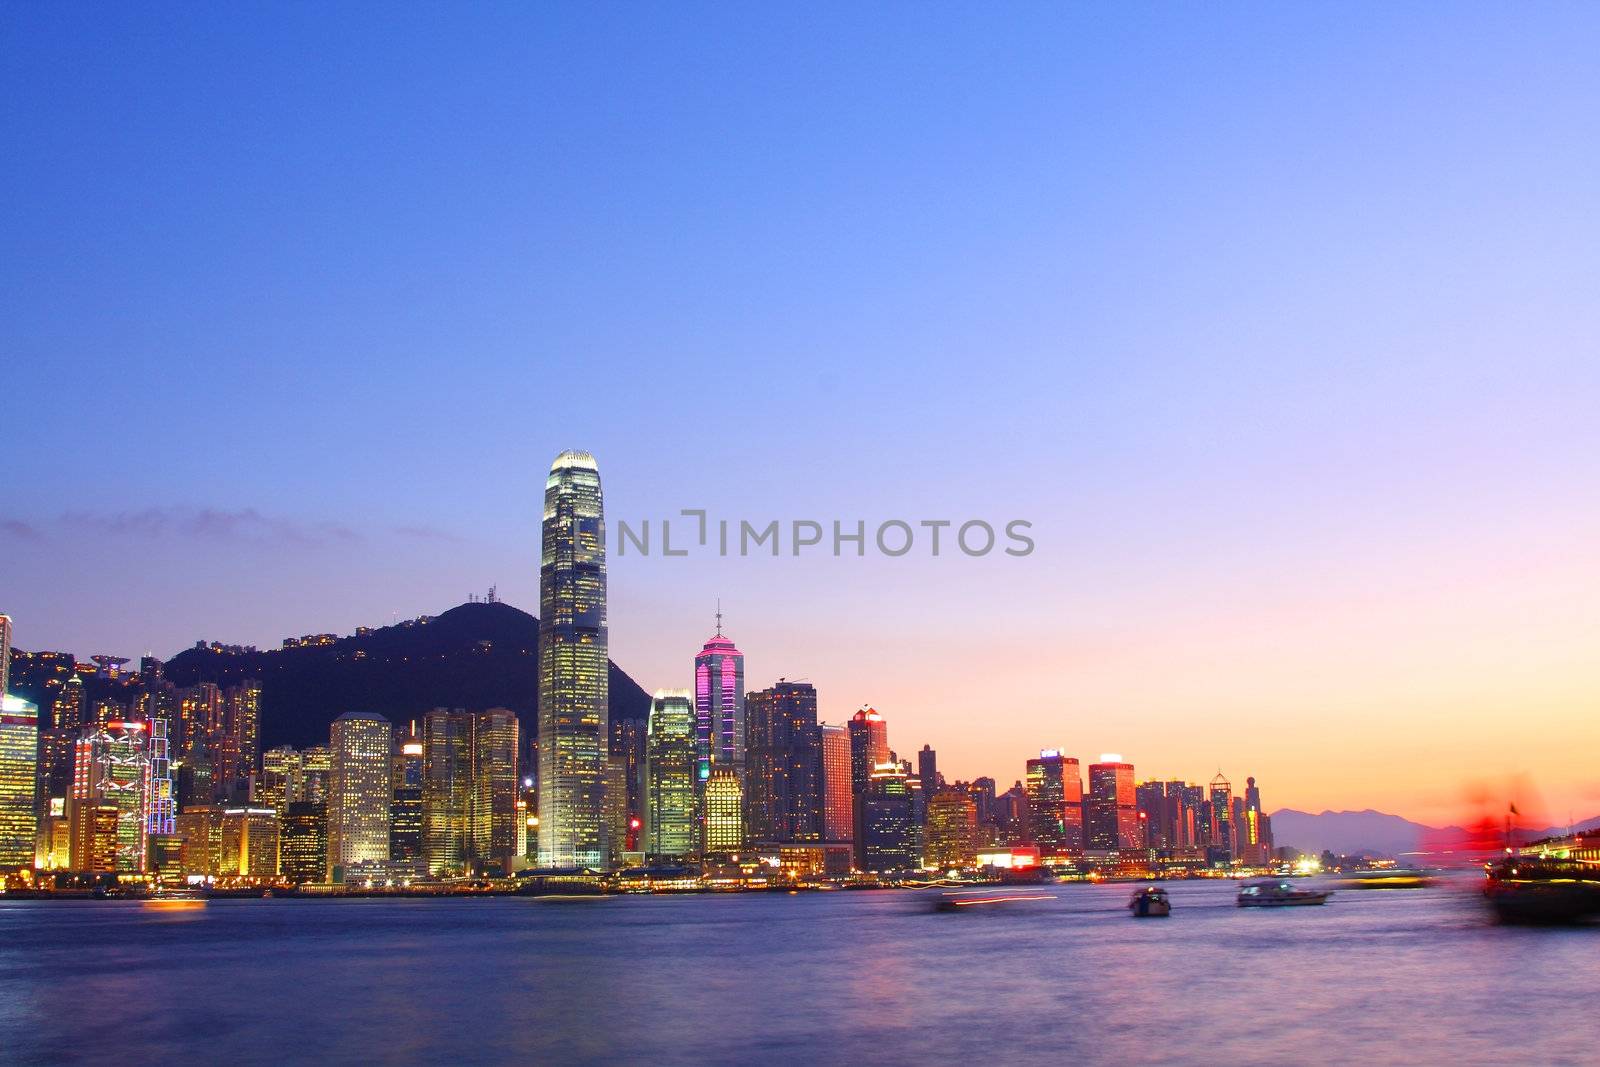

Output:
xmin=5 ymin=7 xmax=1598 ymax=825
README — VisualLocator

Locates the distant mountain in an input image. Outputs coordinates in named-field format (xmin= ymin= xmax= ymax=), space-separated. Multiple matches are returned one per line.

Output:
xmin=1268 ymin=809 xmax=1436 ymax=858
xmin=1269 ymin=808 xmax=1600 ymax=858
xmin=161 ymin=601 xmax=651 ymax=749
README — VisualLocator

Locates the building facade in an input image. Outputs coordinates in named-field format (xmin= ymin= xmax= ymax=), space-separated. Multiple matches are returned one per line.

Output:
xmin=537 ymin=450 xmax=609 ymax=869
xmin=645 ymin=689 xmax=695 ymax=861
xmin=1025 ymin=750 xmax=1083 ymax=856
xmin=328 ymin=711 xmax=392 ymax=879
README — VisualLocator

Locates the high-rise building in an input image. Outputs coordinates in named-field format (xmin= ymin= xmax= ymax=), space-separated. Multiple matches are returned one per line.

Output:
xmin=52 ymin=675 xmax=85 ymax=731
xmin=862 ymin=762 xmax=916 ymax=872
xmin=0 ymin=694 xmax=39 ymax=869
xmin=259 ymin=746 xmax=303 ymax=814
xmin=693 ymin=617 xmax=745 ymax=783
xmin=175 ymin=805 xmax=223 ymax=876
xmin=702 ymin=767 xmax=744 ymax=853
xmin=848 ymin=707 xmax=889 ymax=867
xmin=745 ymin=680 xmax=823 ymax=844
xmin=1242 ymin=776 xmax=1273 ymax=861
xmin=72 ymin=720 xmax=151 ymax=871
xmin=220 ymin=806 xmax=279 ymax=878
xmin=220 ymin=681 xmax=262 ymax=794
xmin=644 ymin=690 xmax=695 ymax=861
xmin=281 ymin=801 xmax=328 ymax=884
xmin=1208 ymin=772 xmax=1233 ymax=859
xmin=422 ymin=708 xmax=471 ymax=874
xmin=0 ymin=615 xmax=10 ymax=702
xmin=917 ymin=745 xmax=939 ymax=796
xmin=537 ymin=450 xmax=609 ymax=869
xmin=1025 ymin=750 xmax=1083 ymax=856
xmin=328 ymin=712 xmax=392 ymax=879
xmin=923 ymin=787 xmax=977 ymax=871
xmin=390 ymin=736 xmax=423 ymax=864
xmin=301 ymin=745 xmax=332 ymax=806
xmin=819 ymin=723 xmax=853 ymax=844
xmin=608 ymin=714 xmax=644 ymax=855
xmin=470 ymin=708 xmax=520 ymax=866
xmin=71 ymin=802 xmax=120 ymax=873
xmin=1085 ymin=756 xmax=1138 ymax=851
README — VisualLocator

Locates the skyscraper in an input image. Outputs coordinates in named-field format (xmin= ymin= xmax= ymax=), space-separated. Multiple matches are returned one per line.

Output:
xmin=848 ymin=706 xmax=889 ymax=867
xmin=1025 ymin=750 xmax=1083 ymax=856
xmin=471 ymin=708 xmax=521 ymax=866
xmin=1208 ymin=772 xmax=1233 ymax=859
xmin=644 ymin=689 xmax=695 ymax=861
xmin=0 ymin=694 xmax=39 ymax=870
xmin=745 ymin=680 xmax=823 ymax=844
xmin=390 ymin=736 xmax=423 ymax=864
xmin=923 ymin=788 xmax=977 ymax=871
xmin=281 ymin=801 xmax=328 ymax=884
xmin=422 ymin=708 xmax=471 ymax=874
xmin=702 ymin=767 xmax=744 ymax=853
xmin=537 ymin=450 xmax=609 ymax=869
xmin=1085 ymin=756 xmax=1138 ymax=851
xmin=328 ymin=711 xmax=392 ymax=879
xmin=819 ymin=723 xmax=853 ymax=845
xmin=220 ymin=806 xmax=279 ymax=878
xmin=72 ymin=720 xmax=151 ymax=871
xmin=0 ymin=614 xmax=11 ymax=701
xmin=862 ymin=762 xmax=916 ymax=872
xmin=693 ymin=615 xmax=745 ymax=783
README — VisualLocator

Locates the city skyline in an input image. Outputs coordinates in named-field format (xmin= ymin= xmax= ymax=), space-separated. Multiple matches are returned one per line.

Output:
xmin=6 ymin=8 xmax=1599 ymax=828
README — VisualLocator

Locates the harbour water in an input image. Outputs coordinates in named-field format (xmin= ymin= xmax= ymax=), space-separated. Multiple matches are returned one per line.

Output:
xmin=2 ymin=878 xmax=1596 ymax=1065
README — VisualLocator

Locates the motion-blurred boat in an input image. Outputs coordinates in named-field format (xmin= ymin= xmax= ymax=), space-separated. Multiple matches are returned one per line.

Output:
xmin=1336 ymin=867 xmax=1435 ymax=889
xmin=1237 ymin=879 xmax=1331 ymax=907
xmin=1128 ymin=886 xmax=1171 ymax=917
xmin=1483 ymin=857 xmax=1600 ymax=924
xmin=932 ymin=888 xmax=1054 ymax=912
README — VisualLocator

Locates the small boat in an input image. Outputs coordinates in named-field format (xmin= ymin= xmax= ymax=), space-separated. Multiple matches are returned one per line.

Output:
xmin=145 ymin=886 xmax=209 ymax=909
xmin=1483 ymin=857 xmax=1600 ymax=924
xmin=1237 ymin=879 xmax=1331 ymax=907
xmin=1128 ymin=886 xmax=1171 ymax=917
xmin=1336 ymin=867 xmax=1435 ymax=890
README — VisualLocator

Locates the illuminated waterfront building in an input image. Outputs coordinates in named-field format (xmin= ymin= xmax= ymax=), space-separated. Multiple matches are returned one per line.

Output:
xmin=702 ymin=767 xmax=744 ymax=853
xmin=1025 ymin=750 xmax=1083 ymax=856
xmin=537 ymin=450 xmax=609 ymax=869
xmin=862 ymin=762 xmax=916 ymax=872
xmin=281 ymin=801 xmax=327 ymax=883
xmin=923 ymin=787 xmax=977 ymax=870
xmin=0 ymin=694 xmax=39 ymax=869
xmin=745 ymin=680 xmax=823 ymax=844
xmin=604 ymin=756 xmax=630 ymax=863
xmin=145 ymin=717 xmax=176 ymax=840
xmin=218 ymin=681 xmax=262 ymax=793
xmin=471 ymin=708 xmax=520 ymax=865
xmin=820 ymin=723 xmax=853 ymax=844
xmin=1209 ymin=772 xmax=1234 ymax=859
xmin=1086 ymin=756 xmax=1139 ymax=851
xmin=70 ymin=802 xmax=119 ymax=872
xmin=608 ymin=714 xmax=645 ymax=855
xmin=72 ymin=720 xmax=151 ymax=871
xmin=693 ymin=615 xmax=745 ymax=783
xmin=645 ymin=690 xmax=695 ymax=861
xmin=848 ymin=707 xmax=889 ymax=867
xmin=175 ymin=805 xmax=224 ymax=876
xmin=328 ymin=711 xmax=392 ymax=880
xmin=390 ymin=735 xmax=423 ymax=863
xmin=259 ymin=746 xmax=303 ymax=813
xmin=422 ymin=708 xmax=471 ymax=874
xmin=178 ymin=683 xmax=223 ymax=758
xmin=220 ymin=806 xmax=280 ymax=877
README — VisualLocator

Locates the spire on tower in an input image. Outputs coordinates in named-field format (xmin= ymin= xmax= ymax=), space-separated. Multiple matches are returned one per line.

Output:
xmin=715 ymin=597 xmax=723 ymax=637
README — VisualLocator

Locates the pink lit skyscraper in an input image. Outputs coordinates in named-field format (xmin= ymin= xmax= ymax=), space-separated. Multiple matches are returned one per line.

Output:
xmin=693 ymin=610 xmax=744 ymax=784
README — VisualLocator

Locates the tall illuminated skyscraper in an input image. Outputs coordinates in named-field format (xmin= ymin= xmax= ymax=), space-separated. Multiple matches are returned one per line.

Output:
xmin=1209 ymin=771 xmax=1234 ymax=858
xmin=1025 ymin=750 xmax=1083 ymax=856
xmin=819 ymin=723 xmax=853 ymax=844
xmin=923 ymin=788 xmax=977 ymax=870
xmin=693 ymin=613 xmax=744 ymax=784
xmin=848 ymin=706 xmax=889 ymax=867
xmin=702 ymin=768 xmax=744 ymax=854
xmin=1085 ymin=756 xmax=1138 ymax=851
xmin=422 ymin=708 xmax=471 ymax=874
xmin=470 ymin=708 xmax=520 ymax=866
xmin=645 ymin=689 xmax=695 ymax=861
xmin=745 ymin=680 xmax=822 ymax=843
xmin=72 ymin=720 xmax=151 ymax=871
xmin=327 ymin=711 xmax=392 ymax=879
xmin=0 ymin=694 xmax=39 ymax=870
xmin=538 ymin=449 xmax=609 ymax=869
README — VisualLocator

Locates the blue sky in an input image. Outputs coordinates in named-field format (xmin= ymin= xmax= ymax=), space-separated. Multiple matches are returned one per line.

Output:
xmin=4 ymin=6 xmax=1598 ymax=818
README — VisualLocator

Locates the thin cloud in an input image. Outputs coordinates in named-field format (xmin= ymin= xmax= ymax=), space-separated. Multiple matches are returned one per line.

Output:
xmin=58 ymin=507 xmax=361 ymax=547
xmin=394 ymin=524 xmax=464 ymax=543
xmin=0 ymin=519 xmax=41 ymax=540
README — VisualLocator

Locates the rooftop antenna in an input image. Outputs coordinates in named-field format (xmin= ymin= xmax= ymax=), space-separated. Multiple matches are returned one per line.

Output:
xmin=715 ymin=597 xmax=723 ymax=637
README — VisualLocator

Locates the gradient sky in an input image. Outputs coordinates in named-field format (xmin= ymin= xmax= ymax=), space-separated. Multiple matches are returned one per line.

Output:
xmin=5 ymin=6 xmax=1598 ymax=825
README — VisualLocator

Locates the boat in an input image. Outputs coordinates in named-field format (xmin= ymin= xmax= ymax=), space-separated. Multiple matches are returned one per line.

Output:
xmin=145 ymin=886 xmax=209 ymax=909
xmin=1237 ymin=879 xmax=1331 ymax=907
xmin=1483 ymin=857 xmax=1600 ymax=924
xmin=1336 ymin=867 xmax=1435 ymax=890
xmin=1128 ymin=886 xmax=1170 ymax=917
xmin=932 ymin=887 xmax=1054 ymax=912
